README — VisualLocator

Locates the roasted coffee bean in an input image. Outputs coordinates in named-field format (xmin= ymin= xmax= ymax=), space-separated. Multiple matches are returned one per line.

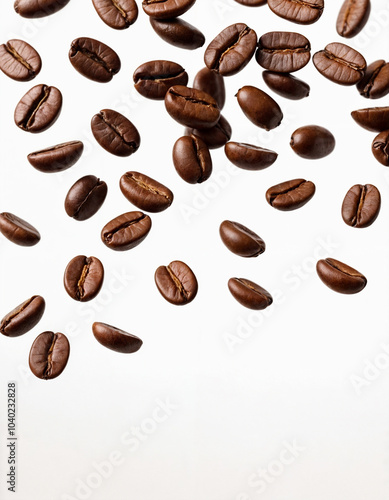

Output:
xmin=64 ymin=256 xmax=104 ymax=302
xmin=14 ymin=84 xmax=62 ymax=133
xmin=133 ymin=60 xmax=188 ymax=100
xmin=0 ymin=212 xmax=40 ymax=246
xmin=228 ymin=278 xmax=272 ymax=310
xmin=234 ymin=0 xmax=267 ymax=5
xmin=256 ymin=32 xmax=311 ymax=73
xmin=65 ymin=175 xmax=108 ymax=221
xmin=357 ymin=60 xmax=389 ymax=99
xmin=372 ymin=131 xmax=389 ymax=166
xmin=92 ymin=0 xmax=138 ymax=29
xmin=193 ymin=67 xmax=225 ymax=110
xmin=91 ymin=109 xmax=140 ymax=157
xmin=142 ymin=0 xmax=196 ymax=19
xmin=236 ymin=86 xmax=283 ymax=131
xmin=351 ymin=107 xmax=389 ymax=132
xmin=225 ymin=142 xmax=277 ymax=171
xmin=29 ymin=331 xmax=70 ymax=379
xmin=204 ymin=23 xmax=257 ymax=77
xmin=313 ymin=43 xmax=366 ymax=85
xmin=120 ymin=171 xmax=174 ymax=212
xmin=268 ymin=0 xmax=324 ymax=25
xmin=220 ymin=221 xmax=265 ymax=258
xmin=173 ymin=135 xmax=212 ymax=183
xmin=0 ymin=39 xmax=41 ymax=82
xmin=149 ymin=17 xmax=205 ymax=50
xmin=185 ymin=115 xmax=232 ymax=149
xmin=155 ymin=261 xmax=198 ymax=305
xmin=101 ymin=212 xmax=151 ymax=251
xmin=69 ymin=37 xmax=121 ymax=83
xmin=316 ymin=258 xmax=367 ymax=294
xmin=342 ymin=184 xmax=380 ymax=228
xmin=337 ymin=0 xmax=370 ymax=38
xmin=290 ymin=125 xmax=335 ymax=159
xmin=14 ymin=0 xmax=70 ymax=17
xmin=27 ymin=141 xmax=84 ymax=173
xmin=0 ymin=296 xmax=45 ymax=337
xmin=93 ymin=322 xmax=143 ymax=353
xmin=262 ymin=71 xmax=310 ymax=100
xmin=165 ymin=85 xmax=220 ymax=128
xmin=266 ymin=179 xmax=315 ymax=211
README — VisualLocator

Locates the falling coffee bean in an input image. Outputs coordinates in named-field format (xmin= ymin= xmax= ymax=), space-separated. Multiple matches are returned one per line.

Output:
xmin=193 ymin=67 xmax=226 ymax=110
xmin=93 ymin=322 xmax=143 ymax=353
xmin=101 ymin=212 xmax=152 ymax=251
xmin=185 ymin=115 xmax=232 ymax=149
xmin=14 ymin=0 xmax=70 ymax=18
xmin=149 ymin=17 xmax=205 ymax=50
xmin=266 ymin=179 xmax=315 ymax=211
xmin=142 ymin=0 xmax=196 ymax=19
xmin=155 ymin=261 xmax=198 ymax=305
xmin=262 ymin=71 xmax=310 ymax=100
xmin=336 ymin=0 xmax=371 ymax=38
xmin=372 ymin=131 xmax=389 ymax=166
xmin=228 ymin=278 xmax=273 ymax=310
xmin=351 ymin=107 xmax=389 ymax=132
xmin=0 ymin=39 xmax=41 ymax=81
xmin=316 ymin=258 xmax=367 ymax=294
xmin=29 ymin=331 xmax=70 ymax=380
xmin=357 ymin=60 xmax=389 ymax=99
xmin=173 ymin=135 xmax=212 ymax=184
xmin=133 ymin=60 xmax=188 ymax=100
xmin=0 ymin=212 xmax=40 ymax=246
xmin=64 ymin=256 xmax=104 ymax=302
xmin=313 ymin=43 xmax=366 ymax=85
xmin=65 ymin=175 xmax=107 ymax=221
xmin=341 ymin=184 xmax=381 ymax=228
xmin=225 ymin=142 xmax=277 ymax=171
xmin=256 ymin=32 xmax=311 ymax=73
xmin=219 ymin=221 xmax=265 ymax=258
xmin=27 ymin=141 xmax=84 ymax=173
xmin=92 ymin=0 xmax=138 ymax=29
xmin=0 ymin=295 xmax=45 ymax=337
xmin=236 ymin=86 xmax=283 ymax=131
xmin=268 ymin=0 xmax=324 ymax=24
xmin=290 ymin=125 xmax=335 ymax=159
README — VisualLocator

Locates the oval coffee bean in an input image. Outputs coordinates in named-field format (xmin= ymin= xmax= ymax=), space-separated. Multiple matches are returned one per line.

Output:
xmin=27 ymin=141 xmax=84 ymax=173
xmin=29 ymin=331 xmax=70 ymax=380
xmin=316 ymin=258 xmax=367 ymax=294
xmin=342 ymin=184 xmax=381 ymax=228
xmin=133 ymin=60 xmax=188 ymax=100
xmin=119 ymin=171 xmax=174 ymax=212
xmin=14 ymin=0 xmax=70 ymax=17
xmin=172 ymin=135 xmax=212 ymax=184
xmin=92 ymin=0 xmax=138 ymax=29
xmin=0 ymin=39 xmax=41 ymax=82
xmin=204 ymin=23 xmax=257 ymax=77
xmin=236 ymin=86 xmax=283 ymax=131
xmin=351 ymin=107 xmax=389 ymax=132
xmin=65 ymin=175 xmax=108 ymax=221
xmin=193 ymin=67 xmax=225 ymax=110
xmin=93 ymin=322 xmax=143 ymax=353
xmin=101 ymin=212 xmax=151 ymax=251
xmin=256 ymin=32 xmax=311 ymax=73
xmin=0 ymin=295 xmax=45 ymax=337
xmin=225 ymin=142 xmax=277 ymax=171
xmin=91 ymin=109 xmax=140 ymax=157
xmin=0 ymin=212 xmax=40 ymax=246
xmin=262 ymin=71 xmax=310 ymax=100
xmin=155 ymin=261 xmax=198 ymax=305
xmin=234 ymin=0 xmax=267 ymax=5
xmin=14 ymin=84 xmax=62 ymax=133
xmin=372 ymin=131 xmax=389 ymax=166
xmin=357 ymin=60 xmax=389 ymax=99
xmin=149 ymin=17 xmax=205 ymax=50
xmin=228 ymin=278 xmax=272 ymax=310
xmin=185 ymin=115 xmax=232 ymax=149
xmin=220 ymin=221 xmax=265 ymax=257
xmin=290 ymin=125 xmax=335 ymax=159
xmin=337 ymin=0 xmax=370 ymax=38
xmin=266 ymin=179 xmax=315 ymax=211
xmin=268 ymin=0 xmax=324 ymax=25
xmin=313 ymin=43 xmax=366 ymax=85
xmin=142 ymin=0 xmax=196 ymax=19
xmin=64 ymin=256 xmax=104 ymax=302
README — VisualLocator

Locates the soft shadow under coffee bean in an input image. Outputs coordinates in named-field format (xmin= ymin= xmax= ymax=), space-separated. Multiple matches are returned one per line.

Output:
xmin=0 ymin=212 xmax=40 ymax=246
xmin=0 ymin=39 xmax=41 ymax=81
xmin=92 ymin=0 xmax=138 ymax=29
xmin=220 ymin=221 xmax=265 ymax=257
xmin=92 ymin=322 xmax=143 ymax=353
xmin=155 ymin=261 xmax=198 ymax=305
xmin=228 ymin=278 xmax=273 ymax=310
xmin=29 ymin=331 xmax=70 ymax=380
xmin=341 ymin=184 xmax=381 ymax=228
xmin=266 ymin=179 xmax=315 ymax=211
xmin=65 ymin=175 xmax=107 ymax=221
xmin=28 ymin=141 xmax=84 ymax=173
xmin=64 ymin=256 xmax=104 ymax=302
xmin=290 ymin=125 xmax=335 ymax=159
xmin=0 ymin=295 xmax=45 ymax=337
xmin=316 ymin=258 xmax=367 ymax=294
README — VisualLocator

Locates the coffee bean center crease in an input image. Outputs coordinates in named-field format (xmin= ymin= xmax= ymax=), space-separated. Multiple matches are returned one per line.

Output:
xmin=6 ymin=42 xmax=33 ymax=71
xmin=169 ymin=90 xmax=218 ymax=108
xmin=214 ymin=27 xmax=252 ymax=70
xmin=324 ymin=49 xmax=364 ymax=71
xmin=77 ymin=259 xmax=91 ymax=299
xmin=103 ymin=215 xmax=146 ymax=241
xmin=166 ymin=265 xmax=188 ymax=299
xmin=269 ymin=180 xmax=306 ymax=204
xmin=70 ymin=45 xmax=114 ymax=74
xmin=22 ymin=86 xmax=51 ymax=129
xmin=99 ymin=112 xmax=138 ymax=150
xmin=126 ymin=174 xmax=171 ymax=200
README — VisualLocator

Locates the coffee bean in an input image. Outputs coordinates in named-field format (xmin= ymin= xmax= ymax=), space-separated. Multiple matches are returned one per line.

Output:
xmin=266 ymin=179 xmax=315 ymax=211
xmin=101 ymin=212 xmax=151 ymax=251
xmin=173 ymin=135 xmax=212 ymax=183
xmin=351 ymin=107 xmax=389 ymax=132
xmin=268 ymin=0 xmax=324 ymax=24
xmin=204 ymin=23 xmax=257 ymax=76
xmin=29 ymin=331 xmax=70 ymax=379
xmin=64 ymin=256 xmax=104 ymax=302
xmin=149 ymin=17 xmax=205 ymax=50
xmin=234 ymin=0 xmax=267 ymax=5
xmin=372 ymin=131 xmax=389 ymax=166
xmin=14 ymin=0 xmax=70 ymax=17
xmin=65 ymin=175 xmax=108 ymax=221
xmin=92 ymin=0 xmax=138 ymax=29
xmin=185 ymin=115 xmax=232 ymax=149
xmin=91 ymin=109 xmax=140 ymax=157
xmin=28 ymin=141 xmax=84 ymax=173
xmin=0 ymin=212 xmax=40 ymax=246
xmin=142 ymin=0 xmax=196 ymax=19
xmin=337 ymin=0 xmax=371 ymax=38
xmin=236 ymin=86 xmax=283 ymax=131
xmin=14 ymin=84 xmax=62 ymax=133
xmin=262 ymin=71 xmax=310 ymax=100
xmin=313 ymin=43 xmax=366 ymax=85
xmin=92 ymin=322 xmax=143 ymax=353
xmin=219 ymin=221 xmax=265 ymax=257
xmin=256 ymin=32 xmax=311 ymax=73
xmin=193 ymin=67 xmax=225 ymax=110
xmin=225 ymin=142 xmax=277 ymax=171
xmin=290 ymin=125 xmax=335 ymax=159
xmin=0 ymin=39 xmax=41 ymax=82
xmin=69 ymin=37 xmax=121 ymax=83
xmin=133 ymin=60 xmax=188 ymax=100
xmin=119 ymin=171 xmax=174 ymax=212
xmin=316 ymin=258 xmax=367 ymax=294
xmin=155 ymin=261 xmax=198 ymax=305
xmin=0 ymin=296 xmax=45 ymax=337
xmin=342 ymin=184 xmax=381 ymax=228
xmin=228 ymin=278 xmax=272 ymax=310
xmin=357 ymin=60 xmax=389 ymax=99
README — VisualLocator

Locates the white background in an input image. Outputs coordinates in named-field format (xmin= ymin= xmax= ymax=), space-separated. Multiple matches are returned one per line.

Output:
xmin=1 ymin=0 xmax=389 ymax=499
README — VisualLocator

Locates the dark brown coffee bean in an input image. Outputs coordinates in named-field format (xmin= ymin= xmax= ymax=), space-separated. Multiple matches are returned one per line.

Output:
xmin=313 ymin=43 xmax=366 ymax=85
xmin=234 ymin=0 xmax=267 ymax=5
xmin=65 ymin=175 xmax=108 ymax=221
xmin=337 ymin=0 xmax=370 ymax=38
xmin=119 ymin=171 xmax=174 ymax=212
xmin=0 ymin=40 xmax=41 ymax=82
xmin=266 ymin=179 xmax=315 ymax=211
xmin=92 ymin=0 xmax=138 ymax=29
xmin=220 ymin=221 xmax=265 ymax=257
xmin=0 ymin=296 xmax=45 ymax=337
xmin=236 ymin=86 xmax=283 ymax=131
xmin=155 ymin=261 xmax=198 ymax=305
xmin=225 ymin=142 xmax=277 ymax=171
xmin=27 ymin=141 xmax=84 ymax=173
xmin=290 ymin=125 xmax=335 ymax=159
xmin=256 ymin=32 xmax=311 ymax=73
xmin=101 ymin=212 xmax=151 ymax=251
xmin=91 ymin=109 xmax=140 ymax=157
xmin=342 ymin=184 xmax=380 ymax=228
xmin=14 ymin=0 xmax=70 ymax=17
xmin=142 ymin=0 xmax=195 ymax=19
xmin=262 ymin=71 xmax=310 ymax=100
xmin=64 ymin=256 xmax=104 ymax=302
xmin=351 ymin=107 xmax=389 ymax=132
xmin=316 ymin=258 xmax=367 ymax=294
xmin=93 ymin=322 xmax=143 ymax=353
xmin=228 ymin=278 xmax=272 ymax=310
xmin=14 ymin=84 xmax=62 ymax=133
xmin=133 ymin=60 xmax=188 ymax=100
xmin=149 ymin=17 xmax=205 ymax=50
xmin=372 ymin=131 xmax=389 ymax=166
xmin=268 ymin=0 xmax=324 ymax=24
xmin=29 ymin=331 xmax=70 ymax=379
xmin=0 ymin=212 xmax=40 ymax=246
xmin=173 ymin=135 xmax=212 ymax=183
xmin=357 ymin=60 xmax=389 ymax=99
xmin=193 ymin=67 xmax=225 ymax=110
xmin=185 ymin=115 xmax=232 ymax=150
xmin=204 ymin=23 xmax=257 ymax=77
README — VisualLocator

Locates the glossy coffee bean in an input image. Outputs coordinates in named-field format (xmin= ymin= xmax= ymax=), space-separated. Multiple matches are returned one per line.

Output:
xmin=0 ymin=213 xmax=40 ymax=246
xmin=256 ymin=32 xmax=311 ymax=73
xmin=342 ymin=184 xmax=380 ymax=228
xmin=142 ymin=0 xmax=196 ymax=19
xmin=65 ymin=175 xmax=108 ymax=221
xmin=172 ymin=135 xmax=212 ymax=184
xmin=101 ymin=212 xmax=151 ymax=251
xmin=120 ymin=171 xmax=174 ymax=212
xmin=316 ymin=258 xmax=367 ymax=294
xmin=262 ymin=71 xmax=310 ymax=100
xmin=337 ymin=0 xmax=370 ymax=38
xmin=236 ymin=86 xmax=283 ymax=131
xmin=92 ymin=0 xmax=138 ymax=29
xmin=14 ymin=0 xmax=70 ymax=17
xmin=93 ymin=322 xmax=142 ymax=353
xmin=266 ymin=179 xmax=315 ymax=211
xmin=357 ymin=60 xmax=389 ymax=99
xmin=372 ymin=131 xmax=389 ymax=166
xmin=290 ymin=125 xmax=335 ymax=159
xmin=0 ymin=295 xmax=45 ymax=337
xmin=268 ymin=0 xmax=324 ymax=24
xmin=234 ymin=0 xmax=267 ymax=5
xmin=220 ymin=221 xmax=265 ymax=257
xmin=351 ymin=107 xmax=389 ymax=132
xmin=28 ymin=141 xmax=84 ymax=173
xmin=204 ymin=23 xmax=257 ymax=77
xmin=29 ymin=331 xmax=70 ymax=379
xmin=313 ymin=43 xmax=366 ymax=85
xmin=0 ymin=39 xmax=41 ymax=81
xmin=225 ymin=142 xmax=277 ymax=171
xmin=185 ymin=115 xmax=232 ymax=149
xmin=155 ymin=261 xmax=198 ymax=305
xmin=133 ymin=60 xmax=188 ymax=100
xmin=150 ymin=17 xmax=205 ymax=50
xmin=64 ymin=256 xmax=104 ymax=302
xmin=193 ymin=67 xmax=225 ymax=110
xmin=228 ymin=278 xmax=272 ymax=310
